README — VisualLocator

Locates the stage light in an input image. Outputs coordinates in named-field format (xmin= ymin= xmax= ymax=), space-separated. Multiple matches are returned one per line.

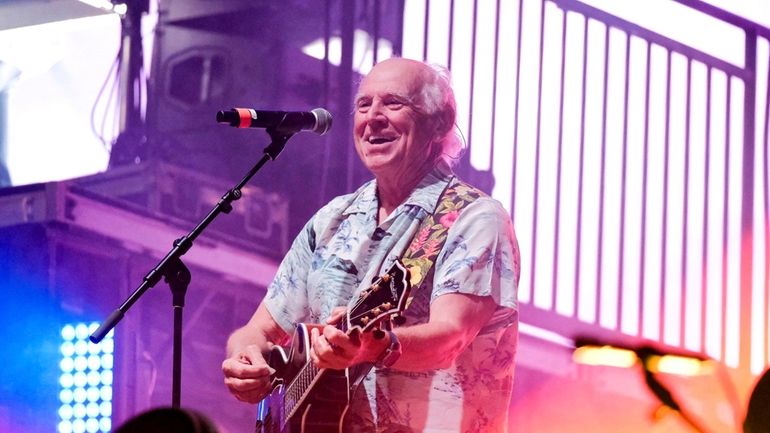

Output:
xmin=73 ymin=387 xmax=87 ymax=404
xmin=73 ymin=418 xmax=86 ymax=433
xmin=100 ymin=386 xmax=112 ymax=401
xmin=86 ymin=387 xmax=100 ymax=402
xmin=75 ymin=341 xmax=88 ymax=356
xmin=85 ymin=418 xmax=99 ymax=433
xmin=573 ymin=344 xmax=638 ymax=368
xmin=61 ymin=342 xmax=75 ymax=357
xmin=58 ymin=405 xmax=74 ymax=420
xmin=74 ymin=356 xmax=88 ymax=371
xmin=60 ymin=357 xmax=74 ymax=373
xmin=88 ymin=355 xmax=100 ymax=370
xmin=59 ymin=323 xmax=113 ymax=433
xmin=87 ymin=371 xmax=101 ymax=387
xmin=73 ymin=403 xmax=86 ymax=419
xmin=99 ymin=402 xmax=111 ymax=417
xmin=86 ymin=402 xmax=99 ymax=418
xmin=573 ymin=342 xmax=714 ymax=377
xmin=60 ymin=389 xmax=74 ymax=404
xmin=100 ymin=371 xmax=112 ymax=386
xmin=101 ymin=354 xmax=113 ymax=369
xmin=644 ymin=353 xmax=716 ymax=376
xmin=76 ymin=0 xmax=127 ymax=16
xmin=301 ymin=30 xmax=394 ymax=75
xmin=74 ymin=372 xmax=88 ymax=388
xmin=75 ymin=324 xmax=89 ymax=340
xmin=99 ymin=417 xmax=111 ymax=432
xmin=60 ymin=374 xmax=74 ymax=388
xmin=58 ymin=420 xmax=73 ymax=433
xmin=62 ymin=325 xmax=76 ymax=341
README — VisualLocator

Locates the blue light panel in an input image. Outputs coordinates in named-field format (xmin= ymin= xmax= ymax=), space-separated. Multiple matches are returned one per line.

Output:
xmin=58 ymin=323 xmax=113 ymax=433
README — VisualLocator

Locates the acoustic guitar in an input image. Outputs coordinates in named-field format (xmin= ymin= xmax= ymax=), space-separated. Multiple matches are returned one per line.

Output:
xmin=255 ymin=260 xmax=411 ymax=433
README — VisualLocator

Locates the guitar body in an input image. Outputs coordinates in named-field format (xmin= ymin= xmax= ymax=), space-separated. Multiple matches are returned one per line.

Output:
xmin=256 ymin=324 xmax=359 ymax=433
xmin=255 ymin=260 xmax=412 ymax=433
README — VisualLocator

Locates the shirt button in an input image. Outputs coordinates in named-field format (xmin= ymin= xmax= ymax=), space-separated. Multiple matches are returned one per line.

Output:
xmin=372 ymin=228 xmax=388 ymax=241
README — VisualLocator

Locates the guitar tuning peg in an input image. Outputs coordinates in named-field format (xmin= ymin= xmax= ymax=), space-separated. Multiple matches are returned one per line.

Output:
xmin=392 ymin=315 xmax=407 ymax=326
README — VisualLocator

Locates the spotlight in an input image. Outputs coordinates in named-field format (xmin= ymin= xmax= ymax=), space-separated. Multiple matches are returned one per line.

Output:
xmin=573 ymin=337 xmax=715 ymax=432
xmin=572 ymin=337 xmax=713 ymax=377
xmin=59 ymin=323 xmax=114 ymax=433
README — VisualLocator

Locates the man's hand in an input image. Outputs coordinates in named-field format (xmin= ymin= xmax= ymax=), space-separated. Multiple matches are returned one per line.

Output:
xmin=222 ymin=344 xmax=275 ymax=404
xmin=309 ymin=307 xmax=389 ymax=369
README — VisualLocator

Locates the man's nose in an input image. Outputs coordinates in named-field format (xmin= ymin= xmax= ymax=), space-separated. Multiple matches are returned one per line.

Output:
xmin=365 ymin=101 xmax=388 ymax=126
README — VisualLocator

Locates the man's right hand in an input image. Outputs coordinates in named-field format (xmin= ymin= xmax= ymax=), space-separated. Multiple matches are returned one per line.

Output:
xmin=222 ymin=344 xmax=275 ymax=404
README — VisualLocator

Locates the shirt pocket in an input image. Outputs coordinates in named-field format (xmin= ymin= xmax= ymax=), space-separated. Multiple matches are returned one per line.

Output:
xmin=306 ymin=254 xmax=360 ymax=321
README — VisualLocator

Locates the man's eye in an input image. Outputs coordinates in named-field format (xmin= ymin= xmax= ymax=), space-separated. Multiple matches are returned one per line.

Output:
xmin=357 ymin=101 xmax=371 ymax=112
xmin=386 ymin=100 xmax=404 ymax=109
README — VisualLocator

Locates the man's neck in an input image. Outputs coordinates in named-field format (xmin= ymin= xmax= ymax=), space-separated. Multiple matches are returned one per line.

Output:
xmin=375 ymin=159 xmax=438 ymax=223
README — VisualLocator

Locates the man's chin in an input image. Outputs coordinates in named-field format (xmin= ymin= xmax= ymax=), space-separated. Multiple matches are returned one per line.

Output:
xmin=362 ymin=155 xmax=393 ymax=173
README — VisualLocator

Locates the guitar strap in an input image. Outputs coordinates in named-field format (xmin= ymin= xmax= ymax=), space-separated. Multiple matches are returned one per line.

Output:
xmin=400 ymin=176 xmax=486 ymax=300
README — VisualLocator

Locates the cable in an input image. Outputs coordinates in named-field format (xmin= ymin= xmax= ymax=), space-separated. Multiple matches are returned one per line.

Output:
xmin=90 ymin=46 xmax=121 ymax=150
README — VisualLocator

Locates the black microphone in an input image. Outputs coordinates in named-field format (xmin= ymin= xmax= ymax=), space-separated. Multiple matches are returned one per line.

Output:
xmin=216 ymin=107 xmax=332 ymax=135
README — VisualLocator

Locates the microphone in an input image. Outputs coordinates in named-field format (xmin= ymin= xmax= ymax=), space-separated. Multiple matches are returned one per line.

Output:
xmin=216 ymin=107 xmax=332 ymax=135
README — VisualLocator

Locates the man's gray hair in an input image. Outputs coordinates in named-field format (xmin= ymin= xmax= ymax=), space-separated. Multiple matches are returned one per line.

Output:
xmin=417 ymin=64 xmax=465 ymax=166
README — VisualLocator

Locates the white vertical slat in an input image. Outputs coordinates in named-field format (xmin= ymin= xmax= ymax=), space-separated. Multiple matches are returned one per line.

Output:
xmin=705 ymin=69 xmax=728 ymax=360
xmin=684 ymin=60 xmax=708 ymax=352
xmin=512 ymin=0 xmax=544 ymax=304
xmin=751 ymin=37 xmax=770 ymax=374
xmin=725 ymin=76 xmax=744 ymax=368
xmin=425 ymin=1 xmax=451 ymax=66
xmin=532 ymin=1 xmax=564 ymax=310
xmin=449 ymin=0 xmax=473 ymax=150
xmin=620 ymin=35 xmax=648 ymax=336
xmin=641 ymin=43 xmax=668 ymax=341
xmin=402 ymin=0 xmax=426 ymax=61
xmin=490 ymin=0 xmax=522 ymax=213
xmin=469 ymin=0 xmax=497 ymax=172
xmin=576 ymin=18 xmax=606 ymax=324
xmin=598 ymin=26 xmax=626 ymax=330
xmin=662 ymin=52 xmax=688 ymax=346
xmin=554 ymin=11 xmax=586 ymax=317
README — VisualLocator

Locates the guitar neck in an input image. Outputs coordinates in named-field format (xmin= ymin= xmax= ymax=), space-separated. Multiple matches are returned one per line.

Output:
xmin=282 ymin=361 xmax=323 ymax=422
xmin=281 ymin=319 xmax=356 ymax=423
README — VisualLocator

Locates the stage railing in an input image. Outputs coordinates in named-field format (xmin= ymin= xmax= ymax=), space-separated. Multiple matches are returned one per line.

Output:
xmin=397 ymin=0 xmax=770 ymax=376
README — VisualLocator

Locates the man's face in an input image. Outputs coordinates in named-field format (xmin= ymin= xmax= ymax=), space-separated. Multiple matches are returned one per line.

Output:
xmin=353 ymin=59 xmax=437 ymax=181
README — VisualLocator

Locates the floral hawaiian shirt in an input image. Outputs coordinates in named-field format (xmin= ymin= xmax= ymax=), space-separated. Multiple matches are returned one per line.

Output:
xmin=263 ymin=162 xmax=520 ymax=433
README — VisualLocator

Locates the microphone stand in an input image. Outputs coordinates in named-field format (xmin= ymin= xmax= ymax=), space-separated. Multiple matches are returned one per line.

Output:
xmin=90 ymin=128 xmax=294 ymax=408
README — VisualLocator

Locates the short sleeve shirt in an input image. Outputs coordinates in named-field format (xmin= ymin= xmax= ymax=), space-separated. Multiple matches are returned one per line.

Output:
xmin=263 ymin=163 xmax=520 ymax=433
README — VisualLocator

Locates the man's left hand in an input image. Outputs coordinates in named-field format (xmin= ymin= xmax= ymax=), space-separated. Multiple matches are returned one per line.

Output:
xmin=309 ymin=308 xmax=389 ymax=369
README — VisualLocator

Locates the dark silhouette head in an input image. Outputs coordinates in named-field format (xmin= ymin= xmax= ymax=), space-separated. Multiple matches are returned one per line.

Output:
xmin=113 ymin=407 xmax=219 ymax=433
xmin=745 ymin=368 xmax=770 ymax=433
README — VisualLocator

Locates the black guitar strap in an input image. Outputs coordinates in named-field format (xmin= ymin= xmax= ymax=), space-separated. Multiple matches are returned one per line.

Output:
xmin=400 ymin=176 xmax=485 ymax=302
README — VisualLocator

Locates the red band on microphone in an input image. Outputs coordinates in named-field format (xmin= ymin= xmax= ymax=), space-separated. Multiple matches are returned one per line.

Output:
xmin=234 ymin=108 xmax=254 ymax=128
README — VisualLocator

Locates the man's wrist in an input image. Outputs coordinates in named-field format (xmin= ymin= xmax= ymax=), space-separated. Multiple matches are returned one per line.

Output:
xmin=374 ymin=330 xmax=402 ymax=369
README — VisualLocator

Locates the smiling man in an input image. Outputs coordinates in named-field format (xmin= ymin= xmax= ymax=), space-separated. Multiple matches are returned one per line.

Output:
xmin=222 ymin=58 xmax=520 ymax=433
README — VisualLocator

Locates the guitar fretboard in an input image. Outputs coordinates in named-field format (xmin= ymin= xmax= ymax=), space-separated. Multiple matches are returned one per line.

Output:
xmin=282 ymin=356 xmax=323 ymax=426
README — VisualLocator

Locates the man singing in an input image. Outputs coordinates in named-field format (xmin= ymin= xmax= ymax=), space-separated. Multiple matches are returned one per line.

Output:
xmin=222 ymin=57 xmax=520 ymax=433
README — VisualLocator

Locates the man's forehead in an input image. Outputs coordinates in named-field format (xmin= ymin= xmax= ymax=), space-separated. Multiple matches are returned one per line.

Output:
xmin=357 ymin=77 xmax=419 ymax=101
xmin=355 ymin=87 xmax=412 ymax=100
xmin=358 ymin=59 xmax=427 ymax=95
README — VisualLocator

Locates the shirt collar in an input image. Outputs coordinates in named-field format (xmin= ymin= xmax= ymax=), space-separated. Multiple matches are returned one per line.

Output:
xmin=342 ymin=161 xmax=454 ymax=216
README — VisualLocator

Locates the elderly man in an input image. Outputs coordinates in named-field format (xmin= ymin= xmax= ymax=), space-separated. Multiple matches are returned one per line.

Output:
xmin=222 ymin=58 xmax=520 ymax=433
